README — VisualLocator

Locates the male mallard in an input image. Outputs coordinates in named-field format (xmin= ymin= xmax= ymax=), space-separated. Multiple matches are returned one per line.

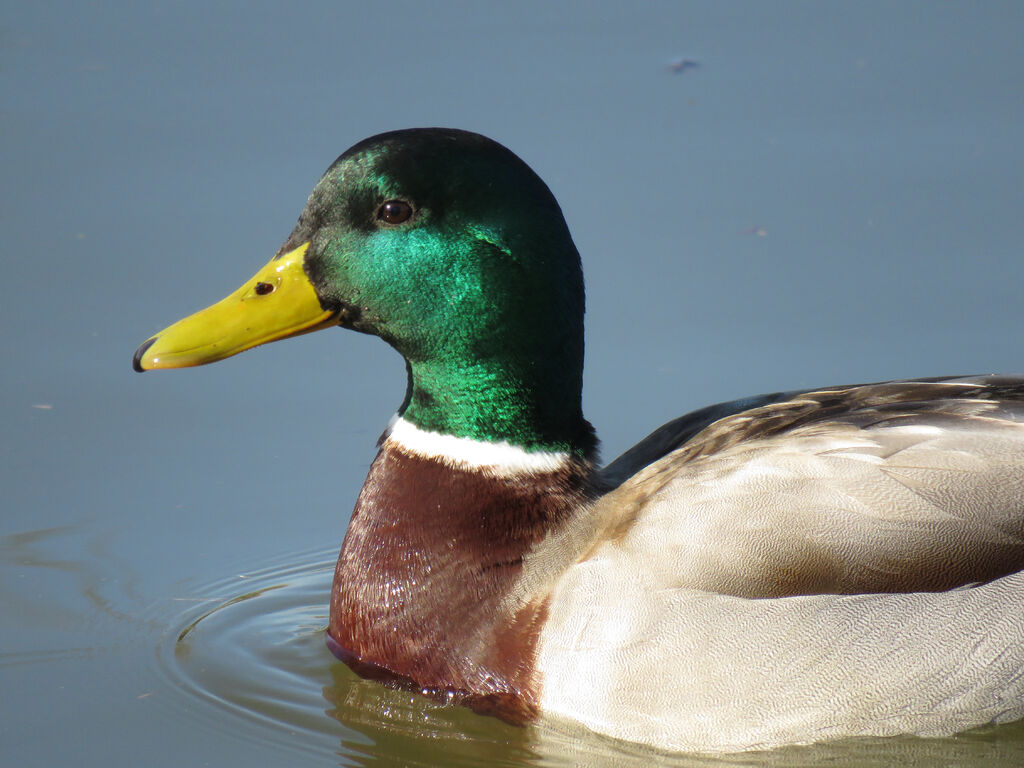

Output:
xmin=134 ymin=129 xmax=1024 ymax=752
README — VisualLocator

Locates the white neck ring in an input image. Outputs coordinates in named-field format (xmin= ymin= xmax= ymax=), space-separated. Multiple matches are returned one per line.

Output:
xmin=384 ymin=416 xmax=572 ymax=475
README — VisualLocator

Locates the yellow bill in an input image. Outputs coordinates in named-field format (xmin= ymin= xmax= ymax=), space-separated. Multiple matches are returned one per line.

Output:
xmin=133 ymin=242 xmax=337 ymax=371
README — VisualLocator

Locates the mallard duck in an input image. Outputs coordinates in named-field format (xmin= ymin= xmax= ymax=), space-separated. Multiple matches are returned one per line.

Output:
xmin=134 ymin=128 xmax=1024 ymax=753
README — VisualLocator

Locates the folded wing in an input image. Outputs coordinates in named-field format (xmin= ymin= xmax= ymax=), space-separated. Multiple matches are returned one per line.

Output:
xmin=597 ymin=376 xmax=1024 ymax=596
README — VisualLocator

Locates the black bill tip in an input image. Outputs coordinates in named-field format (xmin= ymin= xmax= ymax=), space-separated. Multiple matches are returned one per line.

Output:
xmin=133 ymin=337 xmax=157 ymax=372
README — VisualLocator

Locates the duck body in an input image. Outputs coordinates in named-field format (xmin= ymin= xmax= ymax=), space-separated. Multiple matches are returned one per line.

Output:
xmin=537 ymin=379 xmax=1024 ymax=750
xmin=135 ymin=129 xmax=1024 ymax=752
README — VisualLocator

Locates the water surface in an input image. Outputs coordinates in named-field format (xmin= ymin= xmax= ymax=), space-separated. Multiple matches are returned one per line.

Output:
xmin=4 ymin=2 xmax=1024 ymax=765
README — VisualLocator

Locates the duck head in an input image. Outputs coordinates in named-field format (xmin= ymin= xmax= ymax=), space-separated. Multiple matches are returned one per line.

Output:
xmin=134 ymin=129 xmax=596 ymax=456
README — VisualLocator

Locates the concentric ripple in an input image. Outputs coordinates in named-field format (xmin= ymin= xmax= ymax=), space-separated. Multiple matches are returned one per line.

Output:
xmin=152 ymin=549 xmax=546 ymax=766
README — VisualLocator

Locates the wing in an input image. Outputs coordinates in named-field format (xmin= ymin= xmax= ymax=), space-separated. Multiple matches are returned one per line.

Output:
xmin=594 ymin=375 xmax=1024 ymax=596
xmin=597 ymin=388 xmax=805 ymax=489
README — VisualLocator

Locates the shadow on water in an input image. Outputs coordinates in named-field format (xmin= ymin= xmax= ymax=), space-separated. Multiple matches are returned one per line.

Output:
xmin=140 ymin=547 xmax=1024 ymax=768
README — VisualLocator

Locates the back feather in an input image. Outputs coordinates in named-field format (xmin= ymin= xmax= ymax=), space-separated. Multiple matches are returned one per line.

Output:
xmin=595 ymin=375 xmax=1024 ymax=596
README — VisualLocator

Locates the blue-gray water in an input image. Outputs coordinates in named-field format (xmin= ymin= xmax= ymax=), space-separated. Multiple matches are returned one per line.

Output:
xmin=3 ymin=2 xmax=1024 ymax=765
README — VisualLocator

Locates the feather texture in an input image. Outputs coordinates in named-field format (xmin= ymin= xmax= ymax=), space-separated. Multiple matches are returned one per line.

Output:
xmin=532 ymin=376 xmax=1024 ymax=750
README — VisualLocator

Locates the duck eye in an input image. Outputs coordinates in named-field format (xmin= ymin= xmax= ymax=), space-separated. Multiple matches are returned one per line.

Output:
xmin=377 ymin=199 xmax=413 ymax=225
xmin=254 ymin=282 xmax=275 ymax=295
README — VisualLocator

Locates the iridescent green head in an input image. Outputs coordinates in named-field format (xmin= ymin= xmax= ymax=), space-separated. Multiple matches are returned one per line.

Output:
xmin=135 ymin=129 xmax=596 ymax=456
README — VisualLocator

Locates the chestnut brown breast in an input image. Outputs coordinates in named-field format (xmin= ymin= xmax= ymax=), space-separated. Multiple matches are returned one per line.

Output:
xmin=327 ymin=442 xmax=592 ymax=722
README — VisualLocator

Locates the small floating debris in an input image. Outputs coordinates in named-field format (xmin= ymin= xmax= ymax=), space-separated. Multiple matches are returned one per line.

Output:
xmin=668 ymin=58 xmax=700 ymax=74
xmin=31 ymin=403 xmax=54 ymax=410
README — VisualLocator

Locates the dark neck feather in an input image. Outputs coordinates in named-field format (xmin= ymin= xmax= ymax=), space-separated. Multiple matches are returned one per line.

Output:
xmin=327 ymin=442 xmax=592 ymax=722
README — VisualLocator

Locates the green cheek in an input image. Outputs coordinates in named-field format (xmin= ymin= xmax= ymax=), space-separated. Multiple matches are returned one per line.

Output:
xmin=348 ymin=232 xmax=487 ymax=337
